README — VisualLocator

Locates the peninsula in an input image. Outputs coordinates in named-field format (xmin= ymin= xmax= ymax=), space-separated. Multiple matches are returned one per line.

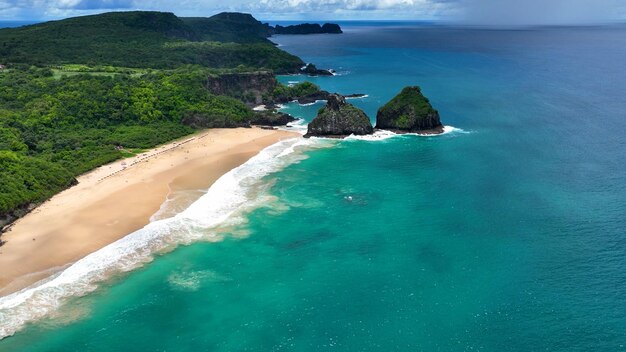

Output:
xmin=0 ymin=11 xmax=339 ymax=294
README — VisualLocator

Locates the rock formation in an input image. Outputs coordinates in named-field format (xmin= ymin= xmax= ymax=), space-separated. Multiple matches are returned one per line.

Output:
xmin=305 ymin=94 xmax=374 ymax=138
xmin=301 ymin=63 xmax=334 ymax=76
xmin=375 ymin=86 xmax=443 ymax=134
xmin=251 ymin=111 xmax=297 ymax=126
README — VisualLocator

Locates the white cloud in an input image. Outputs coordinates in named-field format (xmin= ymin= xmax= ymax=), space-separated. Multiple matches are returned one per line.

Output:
xmin=0 ymin=0 xmax=456 ymax=19
xmin=458 ymin=0 xmax=623 ymax=25
xmin=0 ymin=0 xmax=623 ymax=22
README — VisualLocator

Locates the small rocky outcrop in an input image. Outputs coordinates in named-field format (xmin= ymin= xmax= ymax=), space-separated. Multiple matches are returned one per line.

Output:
xmin=251 ymin=111 xmax=297 ymax=126
xmin=271 ymin=90 xmax=366 ymax=106
xmin=344 ymin=93 xmax=367 ymax=99
xmin=375 ymin=86 xmax=443 ymax=134
xmin=305 ymin=94 xmax=374 ymax=138
xmin=296 ymin=90 xmax=331 ymax=104
xmin=301 ymin=63 xmax=334 ymax=76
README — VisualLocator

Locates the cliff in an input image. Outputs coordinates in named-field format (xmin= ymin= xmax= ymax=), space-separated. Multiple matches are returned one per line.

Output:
xmin=300 ymin=63 xmax=334 ymax=76
xmin=182 ymin=12 xmax=272 ymax=43
xmin=0 ymin=11 xmax=306 ymax=73
xmin=305 ymin=94 xmax=373 ymax=138
xmin=251 ymin=111 xmax=297 ymax=126
xmin=205 ymin=72 xmax=278 ymax=106
xmin=375 ymin=86 xmax=443 ymax=134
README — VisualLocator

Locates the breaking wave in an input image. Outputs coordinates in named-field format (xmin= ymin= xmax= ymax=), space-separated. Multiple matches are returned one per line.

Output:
xmin=0 ymin=137 xmax=324 ymax=340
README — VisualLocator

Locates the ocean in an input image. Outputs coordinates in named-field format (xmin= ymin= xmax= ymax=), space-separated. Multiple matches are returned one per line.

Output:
xmin=1 ymin=23 xmax=625 ymax=351
xmin=0 ymin=21 xmax=39 ymax=28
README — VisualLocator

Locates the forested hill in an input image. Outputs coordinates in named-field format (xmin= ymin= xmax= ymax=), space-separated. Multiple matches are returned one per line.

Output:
xmin=182 ymin=13 xmax=273 ymax=43
xmin=0 ymin=11 xmax=337 ymax=236
xmin=0 ymin=11 xmax=303 ymax=72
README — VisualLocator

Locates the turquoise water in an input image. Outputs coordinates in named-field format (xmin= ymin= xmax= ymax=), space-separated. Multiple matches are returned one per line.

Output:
xmin=1 ymin=24 xmax=626 ymax=351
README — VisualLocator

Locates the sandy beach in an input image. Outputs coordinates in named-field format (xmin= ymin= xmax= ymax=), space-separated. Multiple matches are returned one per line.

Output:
xmin=0 ymin=127 xmax=299 ymax=297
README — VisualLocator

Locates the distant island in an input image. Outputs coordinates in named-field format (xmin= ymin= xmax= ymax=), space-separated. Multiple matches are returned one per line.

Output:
xmin=269 ymin=23 xmax=343 ymax=35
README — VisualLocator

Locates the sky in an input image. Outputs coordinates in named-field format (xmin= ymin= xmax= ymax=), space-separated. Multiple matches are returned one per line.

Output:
xmin=0 ymin=0 xmax=624 ymax=24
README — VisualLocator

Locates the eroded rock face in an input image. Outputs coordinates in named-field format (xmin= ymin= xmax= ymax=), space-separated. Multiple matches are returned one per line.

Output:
xmin=251 ymin=111 xmax=297 ymax=126
xmin=375 ymin=86 xmax=443 ymax=133
xmin=305 ymin=94 xmax=374 ymax=138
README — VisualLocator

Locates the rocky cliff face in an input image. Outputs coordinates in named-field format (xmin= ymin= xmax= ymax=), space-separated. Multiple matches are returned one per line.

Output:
xmin=305 ymin=94 xmax=373 ymax=138
xmin=375 ymin=86 xmax=443 ymax=133
xmin=205 ymin=72 xmax=278 ymax=106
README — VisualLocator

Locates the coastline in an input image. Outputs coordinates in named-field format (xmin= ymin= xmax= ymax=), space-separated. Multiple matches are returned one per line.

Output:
xmin=0 ymin=127 xmax=299 ymax=297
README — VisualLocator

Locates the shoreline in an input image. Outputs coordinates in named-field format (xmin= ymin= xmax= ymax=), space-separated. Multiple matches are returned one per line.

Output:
xmin=0 ymin=127 xmax=299 ymax=297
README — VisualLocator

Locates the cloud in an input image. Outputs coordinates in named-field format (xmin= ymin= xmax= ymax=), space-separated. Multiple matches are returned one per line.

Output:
xmin=59 ymin=0 xmax=134 ymax=10
xmin=457 ymin=0 xmax=623 ymax=25
xmin=0 ymin=0 xmax=457 ymax=19
xmin=0 ymin=0 xmax=133 ymax=18
xmin=247 ymin=0 xmax=454 ymax=19
xmin=0 ymin=0 xmax=623 ymax=22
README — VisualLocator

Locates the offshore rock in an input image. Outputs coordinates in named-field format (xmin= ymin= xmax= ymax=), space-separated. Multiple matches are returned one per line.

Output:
xmin=301 ymin=63 xmax=334 ymax=76
xmin=375 ymin=86 xmax=443 ymax=134
xmin=305 ymin=94 xmax=373 ymax=138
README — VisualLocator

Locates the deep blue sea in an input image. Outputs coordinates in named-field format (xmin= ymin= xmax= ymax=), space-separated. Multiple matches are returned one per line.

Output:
xmin=1 ymin=23 xmax=625 ymax=351
xmin=0 ymin=21 xmax=39 ymax=28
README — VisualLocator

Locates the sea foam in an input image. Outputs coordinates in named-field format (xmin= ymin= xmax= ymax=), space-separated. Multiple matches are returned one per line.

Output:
xmin=0 ymin=137 xmax=322 ymax=340
xmin=344 ymin=126 xmax=466 ymax=141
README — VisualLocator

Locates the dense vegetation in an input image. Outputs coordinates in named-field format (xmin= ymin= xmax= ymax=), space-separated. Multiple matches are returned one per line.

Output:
xmin=270 ymin=81 xmax=321 ymax=102
xmin=183 ymin=13 xmax=272 ymax=43
xmin=0 ymin=65 xmax=255 ymax=225
xmin=0 ymin=11 xmax=304 ymax=72
xmin=0 ymin=11 xmax=333 ymax=234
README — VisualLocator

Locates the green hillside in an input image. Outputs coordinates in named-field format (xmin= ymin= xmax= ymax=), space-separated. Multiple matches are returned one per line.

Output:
xmin=0 ymin=66 xmax=260 ymax=228
xmin=0 ymin=11 xmax=315 ymax=235
xmin=0 ymin=11 xmax=303 ymax=72
xmin=182 ymin=12 xmax=272 ymax=43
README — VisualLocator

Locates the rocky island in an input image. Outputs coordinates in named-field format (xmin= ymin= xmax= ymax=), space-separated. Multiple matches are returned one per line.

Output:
xmin=270 ymin=23 xmax=343 ymax=35
xmin=376 ymin=86 xmax=444 ymax=134
xmin=305 ymin=94 xmax=373 ymax=138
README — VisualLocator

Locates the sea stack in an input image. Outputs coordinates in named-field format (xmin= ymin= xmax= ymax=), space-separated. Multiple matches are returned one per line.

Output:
xmin=305 ymin=94 xmax=374 ymax=138
xmin=376 ymin=86 xmax=444 ymax=134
